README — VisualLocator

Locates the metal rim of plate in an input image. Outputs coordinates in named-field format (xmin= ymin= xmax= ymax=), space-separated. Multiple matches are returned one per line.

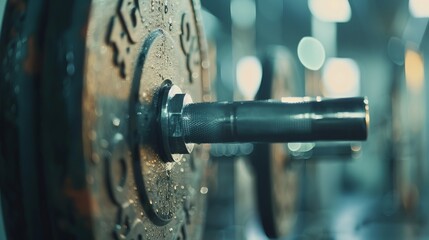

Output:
xmin=251 ymin=46 xmax=300 ymax=238
xmin=0 ymin=0 xmax=51 ymax=239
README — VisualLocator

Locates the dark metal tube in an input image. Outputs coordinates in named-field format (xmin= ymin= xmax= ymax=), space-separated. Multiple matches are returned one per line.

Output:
xmin=181 ymin=97 xmax=369 ymax=144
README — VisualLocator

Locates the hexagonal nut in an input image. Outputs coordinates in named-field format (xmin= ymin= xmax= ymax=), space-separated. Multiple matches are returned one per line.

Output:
xmin=167 ymin=93 xmax=194 ymax=154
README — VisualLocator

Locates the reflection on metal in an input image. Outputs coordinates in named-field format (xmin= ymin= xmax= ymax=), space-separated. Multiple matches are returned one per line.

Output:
xmin=288 ymin=142 xmax=315 ymax=159
xmin=281 ymin=96 xmax=315 ymax=103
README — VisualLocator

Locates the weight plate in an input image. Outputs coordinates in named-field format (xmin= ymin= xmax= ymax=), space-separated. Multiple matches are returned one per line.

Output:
xmin=1 ymin=0 xmax=211 ymax=239
xmin=0 ymin=0 xmax=50 ymax=239
xmin=251 ymin=46 xmax=299 ymax=238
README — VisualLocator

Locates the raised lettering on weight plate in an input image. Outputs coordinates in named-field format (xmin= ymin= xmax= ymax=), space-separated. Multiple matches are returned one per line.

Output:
xmin=180 ymin=13 xmax=199 ymax=83
xmin=108 ymin=0 xmax=143 ymax=79
xmin=119 ymin=0 xmax=144 ymax=43
xmin=109 ymin=16 xmax=133 ymax=79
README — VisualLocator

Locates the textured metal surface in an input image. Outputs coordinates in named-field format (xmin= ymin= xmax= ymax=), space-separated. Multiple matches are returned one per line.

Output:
xmin=1 ymin=0 xmax=210 ymax=239
xmin=159 ymin=84 xmax=195 ymax=159
xmin=44 ymin=0 xmax=209 ymax=238
xmin=180 ymin=98 xmax=368 ymax=144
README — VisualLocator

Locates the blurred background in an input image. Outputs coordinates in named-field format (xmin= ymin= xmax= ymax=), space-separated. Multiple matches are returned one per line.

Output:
xmin=200 ymin=0 xmax=429 ymax=239
xmin=1 ymin=0 xmax=428 ymax=239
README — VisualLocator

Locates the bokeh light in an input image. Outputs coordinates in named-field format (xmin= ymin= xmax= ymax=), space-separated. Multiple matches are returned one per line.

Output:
xmin=231 ymin=0 xmax=256 ymax=28
xmin=308 ymin=0 xmax=351 ymax=23
xmin=409 ymin=0 xmax=429 ymax=18
xmin=322 ymin=58 xmax=360 ymax=97
xmin=236 ymin=56 xmax=263 ymax=100
xmin=297 ymin=37 xmax=326 ymax=71
xmin=405 ymin=49 xmax=425 ymax=93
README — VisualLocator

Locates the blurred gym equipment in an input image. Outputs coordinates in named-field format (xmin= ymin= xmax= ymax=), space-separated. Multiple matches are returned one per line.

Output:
xmin=13 ymin=0 xmax=429 ymax=240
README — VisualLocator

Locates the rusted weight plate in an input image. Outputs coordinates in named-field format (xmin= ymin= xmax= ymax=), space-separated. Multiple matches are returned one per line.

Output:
xmin=251 ymin=46 xmax=300 ymax=238
xmin=1 ymin=0 xmax=210 ymax=239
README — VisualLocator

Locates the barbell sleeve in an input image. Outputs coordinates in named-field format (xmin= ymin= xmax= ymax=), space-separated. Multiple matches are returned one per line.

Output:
xmin=181 ymin=97 xmax=369 ymax=144
xmin=158 ymin=85 xmax=369 ymax=159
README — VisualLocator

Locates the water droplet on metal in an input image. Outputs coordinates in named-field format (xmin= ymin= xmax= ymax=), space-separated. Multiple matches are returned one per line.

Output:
xmin=192 ymin=72 xmax=199 ymax=79
xmin=112 ymin=117 xmax=121 ymax=127
xmin=166 ymin=162 xmax=174 ymax=171
xmin=66 ymin=64 xmax=75 ymax=75
xmin=200 ymin=187 xmax=208 ymax=194
xmin=168 ymin=18 xmax=173 ymax=31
